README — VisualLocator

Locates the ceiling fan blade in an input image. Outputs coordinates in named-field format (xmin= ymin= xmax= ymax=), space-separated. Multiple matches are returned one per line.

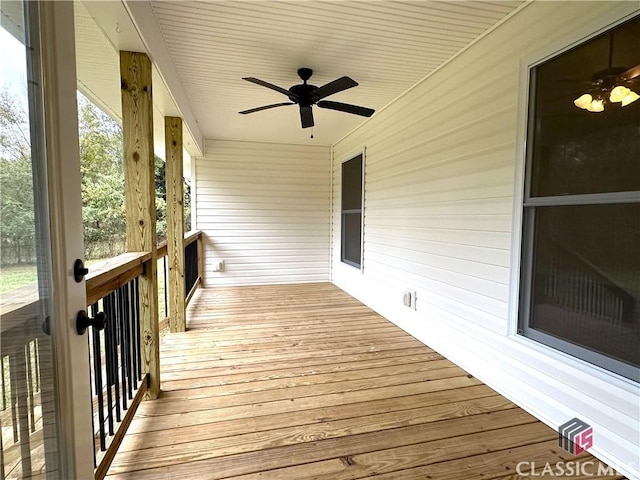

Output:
xmin=312 ymin=76 xmax=358 ymax=101
xmin=242 ymin=77 xmax=297 ymax=99
xmin=239 ymin=102 xmax=294 ymax=115
xmin=558 ymin=79 xmax=595 ymax=85
xmin=300 ymin=106 xmax=314 ymax=128
xmin=317 ymin=100 xmax=375 ymax=118
xmin=622 ymin=64 xmax=640 ymax=80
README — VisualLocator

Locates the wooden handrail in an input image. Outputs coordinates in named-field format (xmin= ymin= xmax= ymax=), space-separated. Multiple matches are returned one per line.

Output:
xmin=2 ymin=231 xmax=202 ymax=334
xmin=184 ymin=230 xmax=201 ymax=247
xmin=185 ymin=279 xmax=199 ymax=306
xmin=156 ymin=240 xmax=167 ymax=258
xmin=156 ymin=230 xmax=201 ymax=258
xmin=85 ymin=252 xmax=151 ymax=305
xmin=85 ymin=232 xmax=201 ymax=307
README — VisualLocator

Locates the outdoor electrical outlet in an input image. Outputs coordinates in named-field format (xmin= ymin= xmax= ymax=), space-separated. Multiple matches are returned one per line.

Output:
xmin=402 ymin=290 xmax=416 ymax=310
xmin=214 ymin=260 xmax=225 ymax=272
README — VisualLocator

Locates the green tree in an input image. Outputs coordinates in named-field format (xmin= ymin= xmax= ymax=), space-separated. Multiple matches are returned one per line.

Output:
xmin=78 ymin=94 xmax=126 ymax=258
xmin=155 ymin=155 xmax=167 ymax=242
xmin=0 ymin=90 xmax=35 ymax=264
xmin=2 ymin=89 xmax=191 ymax=264
xmin=154 ymin=158 xmax=192 ymax=239
xmin=184 ymin=179 xmax=192 ymax=232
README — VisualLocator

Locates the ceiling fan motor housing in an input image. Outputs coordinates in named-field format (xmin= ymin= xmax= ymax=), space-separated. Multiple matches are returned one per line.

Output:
xmin=289 ymin=84 xmax=318 ymax=106
xmin=289 ymin=68 xmax=318 ymax=106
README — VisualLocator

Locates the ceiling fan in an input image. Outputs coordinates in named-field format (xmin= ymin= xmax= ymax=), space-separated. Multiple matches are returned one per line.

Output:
xmin=573 ymin=64 xmax=640 ymax=112
xmin=239 ymin=68 xmax=375 ymax=128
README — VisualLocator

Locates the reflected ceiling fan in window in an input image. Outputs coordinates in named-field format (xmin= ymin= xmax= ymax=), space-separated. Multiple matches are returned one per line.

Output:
xmin=573 ymin=65 xmax=640 ymax=112
xmin=239 ymin=68 xmax=375 ymax=128
xmin=572 ymin=33 xmax=640 ymax=112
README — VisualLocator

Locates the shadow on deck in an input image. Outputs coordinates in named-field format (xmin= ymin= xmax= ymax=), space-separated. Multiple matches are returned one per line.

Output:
xmin=105 ymin=283 xmax=620 ymax=480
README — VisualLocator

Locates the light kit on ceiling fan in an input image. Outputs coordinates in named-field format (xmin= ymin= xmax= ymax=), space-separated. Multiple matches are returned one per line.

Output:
xmin=572 ymin=33 xmax=640 ymax=113
xmin=574 ymin=80 xmax=639 ymax=112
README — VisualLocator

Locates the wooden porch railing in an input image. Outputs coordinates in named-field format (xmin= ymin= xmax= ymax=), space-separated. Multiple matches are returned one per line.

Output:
xmin=89 ymin=230 xmax=203 ymax=479
xmin=157 ymin=230 xmax=203 ymax=332
xmin=0 ymin=231 xmax=204 ymax=480
xmin=542 ymin=240 xmax=635 ymax=325
xmin=85 ymin=252 xmax=150 ymax=480
xmin=0 ymin=287 xmax=45 ymax=480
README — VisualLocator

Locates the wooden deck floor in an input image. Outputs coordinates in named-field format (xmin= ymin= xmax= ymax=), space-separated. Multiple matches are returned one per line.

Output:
xmin=105 ymin=283 xmax=620 ymax=480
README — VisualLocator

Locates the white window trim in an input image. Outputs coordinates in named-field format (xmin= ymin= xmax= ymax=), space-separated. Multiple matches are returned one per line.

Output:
xmin=508 ymin=11 xmax=640 ymax=388
xmin=339 ymin=147 xmax=366 ymax=272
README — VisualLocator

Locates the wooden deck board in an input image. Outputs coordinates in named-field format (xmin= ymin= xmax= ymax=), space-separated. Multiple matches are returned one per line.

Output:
xmin=105 ymin=283 xmax=622 ymax=479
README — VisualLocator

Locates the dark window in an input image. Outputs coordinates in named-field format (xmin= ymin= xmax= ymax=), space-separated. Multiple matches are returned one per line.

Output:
xmin=519 ymin=16 xmax=640 ymax=382
xmin=341 ymin=154 xmax=363 ymax=268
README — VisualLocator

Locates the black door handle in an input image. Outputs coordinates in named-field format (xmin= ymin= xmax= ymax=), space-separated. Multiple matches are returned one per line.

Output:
xmin=73 ymin=259 xmax=89 ymax=282
xmin=76 ymin=310 xmax=107 ymax=335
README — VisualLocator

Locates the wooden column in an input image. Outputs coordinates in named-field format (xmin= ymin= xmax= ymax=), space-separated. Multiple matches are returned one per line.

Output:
xmin=120 ymin=51 xmax=160 ymax=399
xmin=165 ymin=117 xmax=186 ymax=332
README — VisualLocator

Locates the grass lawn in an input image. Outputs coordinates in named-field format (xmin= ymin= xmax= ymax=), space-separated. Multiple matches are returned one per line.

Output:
xmin=0 ymin=264 xmax=37 ymax=294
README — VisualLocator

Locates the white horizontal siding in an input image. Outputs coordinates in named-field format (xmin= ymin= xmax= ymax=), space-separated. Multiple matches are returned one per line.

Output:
xmin=331 ymin=2 xmax=640 ymax=478
xmin=196 ymin=139 xmax=331 ymax=286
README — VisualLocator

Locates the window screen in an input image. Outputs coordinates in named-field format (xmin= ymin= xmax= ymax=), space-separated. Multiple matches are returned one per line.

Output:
xmin=519 ymin=16 xmax=640 ymax=381
xmin=341 ymin=154 xmax=363 ymax=268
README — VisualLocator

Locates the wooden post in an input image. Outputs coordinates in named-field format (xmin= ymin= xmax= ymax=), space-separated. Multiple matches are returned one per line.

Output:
xmin=120 ymin=51 xmax=160 ymax=399
xmin=165 ymin=116 xmax=186 ymax=332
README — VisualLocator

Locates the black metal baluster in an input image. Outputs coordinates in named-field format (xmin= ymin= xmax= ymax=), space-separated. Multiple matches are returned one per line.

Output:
xmin=1 ymin=356 xmax=6 ymax=411
xmin=184 ymin=243 xmax=189 ymax=297
xmin=133 ymin=277 xmax=141 ymax=381
xmin=103 ymin=293 xmax=115 ymax=435
xmin=184 ymin=241 xmax=198 ymax=298
xmin=111 ymin=291 xmax=121 ymax=423
xmin=9 ymin=356 xmax=19 ymax=442
xmin=87 ymin=333 xmax=96 ymax=468
xmin=25 ymin=343 xmax=35 ymax=433
xmin=163 ymin=256 xmax=168 ymax=318
xmin=91 ymin=302 xmax=106 ymax=453
xmin=124 ymin=281 xmax=134 ymax=399
xmin=128 ymin=280 xmax=137 ymax=388
xmin=34 ymin=339 xmax=40 ymax=393
xmin=118 ymin=286 xmax=128 ymax=411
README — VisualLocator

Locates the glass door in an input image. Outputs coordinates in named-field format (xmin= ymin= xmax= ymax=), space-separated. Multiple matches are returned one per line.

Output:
xmin=1 ymin=2 xmax=93 ymax=478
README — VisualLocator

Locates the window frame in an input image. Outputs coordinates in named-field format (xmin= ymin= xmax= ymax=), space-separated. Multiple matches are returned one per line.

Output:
xmin=340 ymin=152 xmax=364 ymax=270
xmin=515 ymin=15 xmax=640 ymax=382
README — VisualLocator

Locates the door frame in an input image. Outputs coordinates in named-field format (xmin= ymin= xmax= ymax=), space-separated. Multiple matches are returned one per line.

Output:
xmin=38 ymin=2 xmax=94 ymax=477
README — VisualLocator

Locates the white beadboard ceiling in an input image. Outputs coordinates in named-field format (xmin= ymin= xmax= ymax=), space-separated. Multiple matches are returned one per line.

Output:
xmin=148 ymin=1 xmax=524 ymax=146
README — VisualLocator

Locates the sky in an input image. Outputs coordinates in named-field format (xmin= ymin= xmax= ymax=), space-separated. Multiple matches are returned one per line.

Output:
xmin=0 ymin=25 xmax=28 ymax=103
